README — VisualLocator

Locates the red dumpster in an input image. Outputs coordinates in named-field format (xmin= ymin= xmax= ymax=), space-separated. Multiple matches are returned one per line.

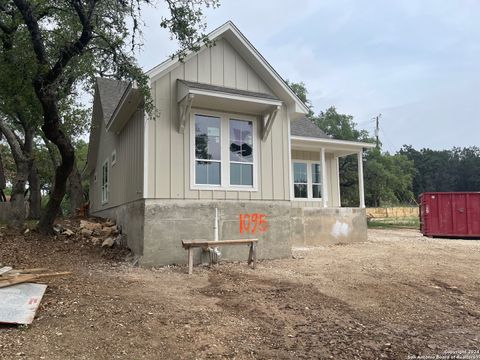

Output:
xmin=419 ymin=192 xmax=480 ymax=238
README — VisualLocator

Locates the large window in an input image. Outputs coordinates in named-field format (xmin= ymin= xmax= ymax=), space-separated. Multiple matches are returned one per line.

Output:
xmin=293 ymin=161 xmax=322 ymax=200
xmin=192 ymin=112 xmax=256 ymax=190
xmin=101 ymin=159 xmax=109 ymax=204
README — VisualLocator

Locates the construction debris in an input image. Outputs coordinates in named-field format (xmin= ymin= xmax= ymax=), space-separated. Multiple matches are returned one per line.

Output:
xmin=54 ymin=218 xmax=121 ymax=248
xmin=0 ymin=268 xmax=72 ymax=288
xmin=0 ymin=268 xmax=72 ymax=325
xmin=0 ymin=283 xmax=47 ymax=325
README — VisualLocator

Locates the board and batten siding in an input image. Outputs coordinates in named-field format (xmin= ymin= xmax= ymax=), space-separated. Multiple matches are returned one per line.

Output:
xmin=145 ymin=38 xmax=291 ymax=201
xmin=90 ymin=100 xmax=144 ymax=213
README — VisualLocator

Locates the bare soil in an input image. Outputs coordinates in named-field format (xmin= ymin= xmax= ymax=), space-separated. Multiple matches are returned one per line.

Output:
xmin=1 ymin=225 xmax=479 ymax=359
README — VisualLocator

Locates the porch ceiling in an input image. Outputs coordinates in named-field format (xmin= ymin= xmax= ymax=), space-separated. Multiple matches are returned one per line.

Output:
xmin=291 ymin=135 xmax=375 ymax=157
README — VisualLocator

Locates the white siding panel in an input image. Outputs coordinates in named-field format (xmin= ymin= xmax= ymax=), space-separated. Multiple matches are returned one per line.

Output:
xmin=170 ymin=65 xmax=185 ymax=198
xmin=210 ymin=39 xmax=224 ymax=86
xmin=197 ymin=48 xmax=211 ymax=84
xmin=154 ymin=74 xmax=171 ymax=198
xmin=223 ymin=40 xmax=236 ymax=88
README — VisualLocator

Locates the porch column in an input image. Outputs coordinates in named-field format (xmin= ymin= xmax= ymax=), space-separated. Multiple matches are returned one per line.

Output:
xmin=321 ymin=147 xmax=327 ymax=208
xmin=357 ymin=150 xmax=365 ymax=208
xmin=336 ymin=156 xmax=341 ymax=206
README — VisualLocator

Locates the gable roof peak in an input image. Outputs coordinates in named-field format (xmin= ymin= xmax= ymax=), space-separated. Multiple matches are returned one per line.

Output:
xmin=146 ymin=21 xmax=309 ymax=117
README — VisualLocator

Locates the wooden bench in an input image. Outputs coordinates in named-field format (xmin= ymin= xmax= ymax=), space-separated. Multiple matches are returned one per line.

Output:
xmin=181 ymin=239 xmax=258 ymax=274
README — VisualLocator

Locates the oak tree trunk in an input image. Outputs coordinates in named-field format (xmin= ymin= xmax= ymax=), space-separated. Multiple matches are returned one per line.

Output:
xmin=36 ymin=97 xmax=75 ymax=234
xmin=27 ymin=163 xmax=41 ymax=219
xmin=68 ymin=163 xmax=84 ymax=216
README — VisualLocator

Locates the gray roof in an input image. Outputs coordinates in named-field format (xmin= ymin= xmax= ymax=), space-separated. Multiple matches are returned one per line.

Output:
xmin=96 ymin=78 xmax=130 ymax=123
xmin=178 ymin=79 xmax=280 ymax=101
xmin=290 ymin=117 xmax=330 ymax=139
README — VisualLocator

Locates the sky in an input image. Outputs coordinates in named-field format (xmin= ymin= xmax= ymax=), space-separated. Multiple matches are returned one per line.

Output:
xmin=137 ymin=0 xmax=480 ymax=152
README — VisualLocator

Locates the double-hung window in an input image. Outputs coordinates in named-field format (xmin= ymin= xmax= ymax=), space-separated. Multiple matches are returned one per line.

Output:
xmin=194 ymin=115 xmax=221 ymax=185
xmin=192 ymin=112 xmax=256 ymax=190
xmin=293 ymin=161 xmax=322 ymax=200
xmin=101 ymin=159 xmax=109 ymax=204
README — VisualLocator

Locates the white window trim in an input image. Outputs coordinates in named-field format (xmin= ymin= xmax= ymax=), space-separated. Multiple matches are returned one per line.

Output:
xmin=292 ymin=159 xmax=323 ymax=201
xmin=189 ymin=109 xmax=258 ymax=192
xmin=111 ymin=149 xmax=117 ymax=166
xmin=101 ymin=158 xmax=109 ymax=204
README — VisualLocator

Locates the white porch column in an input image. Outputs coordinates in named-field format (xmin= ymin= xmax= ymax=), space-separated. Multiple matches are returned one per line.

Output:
xmin=321 ymin=147 xmax=327 ymax=208
xmin=357 ymin=150 xmax=365 ymax=208
xmin=335 ymin=156 xmax=341 ymax=206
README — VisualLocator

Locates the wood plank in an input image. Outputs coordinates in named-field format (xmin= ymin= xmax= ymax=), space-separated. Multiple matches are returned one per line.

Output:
xmin=0 ymin=266 xmax=12 ymax=276
xmin=0 ymin=272 xmax=72 ymax=288
xmin=182 ymin=239 xmax=258 ymax=248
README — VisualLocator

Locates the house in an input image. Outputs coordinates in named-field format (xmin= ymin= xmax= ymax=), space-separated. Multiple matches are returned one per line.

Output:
xmin=86 ymin=21 xmax=375 ymax=266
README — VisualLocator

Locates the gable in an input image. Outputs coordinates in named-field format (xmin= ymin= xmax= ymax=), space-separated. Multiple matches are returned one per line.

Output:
xmin=147 ymin=21 xmax=309 ymax=118
xmin=182 ymin=38 xmax=274 ymax=95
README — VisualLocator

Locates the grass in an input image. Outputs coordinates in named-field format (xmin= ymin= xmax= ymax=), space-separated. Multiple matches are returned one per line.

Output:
xmin=367 ymin=216 xmax=420 ymax=229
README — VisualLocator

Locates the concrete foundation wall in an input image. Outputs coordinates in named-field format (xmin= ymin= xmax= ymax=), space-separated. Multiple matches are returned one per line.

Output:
xmin=141 ymin=200 xmax=292 ymax=266
xmin=91 ymin=199 xmax=145 ymax=255
xmin=93 ymin=199 xmax=368 ymax=266
xmin=290 ymin=207 xmax=367 ymax=247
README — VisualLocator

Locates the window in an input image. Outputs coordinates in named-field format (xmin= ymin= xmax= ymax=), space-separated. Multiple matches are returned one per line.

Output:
xmin=293 ymin=163 xmax=307 ymax=198
xmin=293 ymin=161 xmax=322 ymax=200
xmin=194 ymin=114 xmax=221 ymax=185
xmin=111 ymin=150 xmax=117 ymax=165
xmin=311 ymin=163 xmax=322 ymax=199
xmin=101 ymin=160 xmax=109 ymax=204
xmin=229 ymin=119 xmax=253 ymax=186
xmin=192 ymin=112 xmax=256 ymax=190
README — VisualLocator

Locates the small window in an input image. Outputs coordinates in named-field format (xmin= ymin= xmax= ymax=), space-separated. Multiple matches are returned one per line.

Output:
xmin=111 ymin=150 xmax=117 ymax=165
xmin=94 ymin=172 xmax=97 ymax=183
xmin=101 ymin=160 xmax=109 ymax=204
xmin=293 ymin=162 xmax=308 ymax=198
xmin=311 ymin=163 xmax=322 ymax=198
xmin=293 ymin=161 xmax=322 ymax=200
xmin=229 ymin=119 xmax=253 ymax=186
xmin=194 ymin=114 xmax=221 ymax=185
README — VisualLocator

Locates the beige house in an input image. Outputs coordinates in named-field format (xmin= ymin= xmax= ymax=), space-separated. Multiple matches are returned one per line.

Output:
xmin=86 ymin=21 xmax=374 ymax=266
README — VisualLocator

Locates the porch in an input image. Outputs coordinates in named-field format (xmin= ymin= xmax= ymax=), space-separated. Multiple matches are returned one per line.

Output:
xmin=290 ymin=135 xmax=375 ymax=208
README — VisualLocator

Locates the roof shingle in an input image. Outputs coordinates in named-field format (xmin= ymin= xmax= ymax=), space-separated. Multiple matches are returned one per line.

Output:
xmin=96 ymin=78 xmax=130 ymax=123
xmin=290 ymin=117 xmax=330 ymax=139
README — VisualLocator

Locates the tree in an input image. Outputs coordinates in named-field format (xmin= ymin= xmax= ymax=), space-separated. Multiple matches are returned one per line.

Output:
xmin=286 ymin=80 xmax=314 ymax=117
xmin=0 ymin=0 xmax=218 ymax=233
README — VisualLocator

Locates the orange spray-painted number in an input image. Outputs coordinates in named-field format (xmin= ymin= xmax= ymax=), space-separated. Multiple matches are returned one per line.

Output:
xmin=239 ymin=213 xmax=268 ymax=234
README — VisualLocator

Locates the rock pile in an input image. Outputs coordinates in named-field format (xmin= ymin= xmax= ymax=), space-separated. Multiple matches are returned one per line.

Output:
xmin=53 ymin=218 xmax=122 ymax=248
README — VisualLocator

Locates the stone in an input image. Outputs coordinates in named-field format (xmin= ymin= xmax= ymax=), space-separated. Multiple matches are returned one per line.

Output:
xmin=80 ymin=228 xmax=92 ymax=237
xmin=80 ymin=220 xmax=102 ymax=231
xmin=102 ymin=237 xmax=115 ymax=248
xmin=62 ymin=229 xmax=74 ymax=237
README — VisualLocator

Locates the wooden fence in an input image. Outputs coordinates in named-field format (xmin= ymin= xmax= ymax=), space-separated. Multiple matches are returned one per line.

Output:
xmin=366 ymin=206 xmax=419 ymax=219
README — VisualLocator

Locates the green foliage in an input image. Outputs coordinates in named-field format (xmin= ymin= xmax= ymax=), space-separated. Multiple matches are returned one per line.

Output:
xmin=400 ymin=145 xmax=480 ymax=199
xmin=285 ymin=80 xmax=314 ymax=117
xmin=364 ymin=149 xmax=414 ymax=206
xmin=314 ymin=106 xmax=373 ymax=142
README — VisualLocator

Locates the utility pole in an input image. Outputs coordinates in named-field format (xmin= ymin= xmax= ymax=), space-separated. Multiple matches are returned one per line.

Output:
xmin=374 ymin=113 xmax=381 ymax=149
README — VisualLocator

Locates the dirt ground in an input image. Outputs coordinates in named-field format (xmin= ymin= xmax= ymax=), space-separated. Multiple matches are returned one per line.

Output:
xmin=1 ymin=225 xmax=479 ymax=359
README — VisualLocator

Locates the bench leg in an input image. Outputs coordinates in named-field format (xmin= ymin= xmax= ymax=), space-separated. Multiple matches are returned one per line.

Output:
xmin=252 ymin=243 xmax=257 ymax=269
xmin=248 ymin=244 xmax=253 ymax=266
xmin=188 ymin=248 xmax=193 ymax=275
